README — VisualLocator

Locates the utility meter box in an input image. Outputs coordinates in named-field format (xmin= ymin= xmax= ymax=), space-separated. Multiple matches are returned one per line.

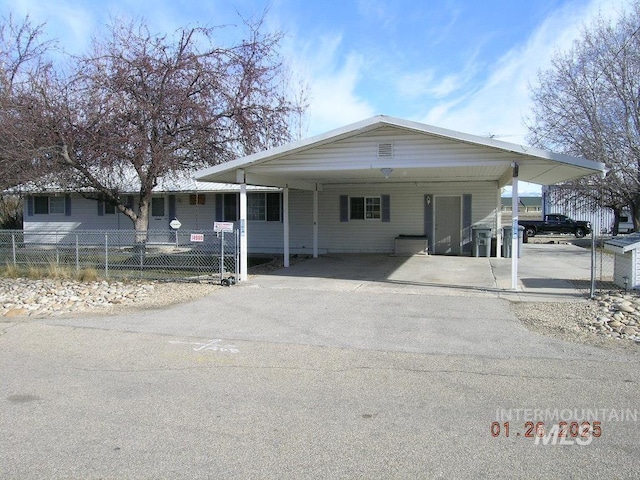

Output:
xmin=472 ymin=225 xmax=492 ymax=257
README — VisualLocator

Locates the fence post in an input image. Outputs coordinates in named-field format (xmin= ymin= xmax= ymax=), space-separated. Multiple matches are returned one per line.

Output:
xmin=75 ymin=235 xmax=79 ymax=274
xmin=11 ymin=233 xmax=16 ymax=266
xmin=590 ymin=230 xmax=596 ymax=298
xmin=220 ymin=230 xmax=225 ymax=281
xmin=105 ymin=233 xmax=109 ymax=279
xmin=235 ymin=229 xmax=239 ymax=280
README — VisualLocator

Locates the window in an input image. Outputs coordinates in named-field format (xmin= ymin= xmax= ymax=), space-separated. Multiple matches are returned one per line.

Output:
xmin=34 ymin=196 xmax=49 ymax=214
xmin=33 ymin=195 xmax=66 ymax=215
xmin=350 ymin=196 xmax=380 ymax=220
xmin=104 ymin=202 xmax=116 ymax=215
xmin=151 ymin=197 xmax=165 ymax=217
xmin=189 ymin=194 xmax=206 ymax=205
xmin=49 ymin=197 xmax=65 ymax=214
xmin=248 ymin=193 xmax=266 ymax=221
xmin=248 ymin=192 xmax=281 ymax=221
xmin=214 ymin=193 xmax=239 ymax=222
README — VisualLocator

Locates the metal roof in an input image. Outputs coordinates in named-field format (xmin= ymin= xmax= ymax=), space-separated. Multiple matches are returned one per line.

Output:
xmin=604 ymin=233 xmax=640 ymax=254
xmin=195 ymin=115 xmax=605 ymax=189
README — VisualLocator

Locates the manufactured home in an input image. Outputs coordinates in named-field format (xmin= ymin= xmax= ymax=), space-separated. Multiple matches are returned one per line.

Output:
xmin=195 ymin=115 xmax=604 ymax=280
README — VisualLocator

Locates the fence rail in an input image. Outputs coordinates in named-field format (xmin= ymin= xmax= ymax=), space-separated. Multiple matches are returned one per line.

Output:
xmin=0 ymin=229 xmax=239 ymax=283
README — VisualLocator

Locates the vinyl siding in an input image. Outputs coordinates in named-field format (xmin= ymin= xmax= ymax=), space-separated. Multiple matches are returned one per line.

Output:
xmin=614 ymin=252 xmax=635 ymax=289
xmin=23 ymin=194 xmax=216 ymax=233
xmin=23 ymin=184 xmax=499 ymax=255
xmin=248 ymin=183 xmax=498 ymax=254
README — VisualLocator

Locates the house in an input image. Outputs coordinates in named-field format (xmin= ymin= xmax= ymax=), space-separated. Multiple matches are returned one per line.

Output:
xmin=501 ymin=196 xmax=542 ymax=213
xmin=21 ymin=174 xmax=282 ymax=250
xmin=194 ymin=115 xmax=605 ymax=281
xmin=542 ymin=185 xmax=634 ymax=234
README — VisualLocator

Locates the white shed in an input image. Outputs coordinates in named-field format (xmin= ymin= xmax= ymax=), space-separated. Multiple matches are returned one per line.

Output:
xmin=604 ymin=233 xmax=640 ymax=290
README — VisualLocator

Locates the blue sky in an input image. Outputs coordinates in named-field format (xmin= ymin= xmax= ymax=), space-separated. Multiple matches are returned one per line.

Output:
xmin=2 ymin=0 xmax=633 ymax=195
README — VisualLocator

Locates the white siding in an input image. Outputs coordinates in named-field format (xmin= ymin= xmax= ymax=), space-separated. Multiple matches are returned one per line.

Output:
xmin=24 ymin=195 xmax=135 ymax=232
xmin=172 ymin=194 xmax=216 ymax=230
xmin=614 ymin=252 xmax=634 ymax=289
xmin=259 ymin=182 xmax=498 ymax=254
xmin=23 ymin=184 xmax=500 ymax=255
xmin=23 ymin=194 xmax=215 ymax=233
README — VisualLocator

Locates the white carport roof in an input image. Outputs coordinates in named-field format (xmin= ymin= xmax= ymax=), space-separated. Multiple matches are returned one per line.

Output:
xmin=195 ymin=115 xmax=605 ymax=188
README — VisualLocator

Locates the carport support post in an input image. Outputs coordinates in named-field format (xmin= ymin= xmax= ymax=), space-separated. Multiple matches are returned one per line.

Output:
xmin=238 ymin=170 xmax=248 ymax=282
xmin=284 ymin=186 xmax=290 ymax=267
xmin=511 ymin=163 xmax=519 ymax=290
xmin=313 ymin=188 xmax=318 ymax=258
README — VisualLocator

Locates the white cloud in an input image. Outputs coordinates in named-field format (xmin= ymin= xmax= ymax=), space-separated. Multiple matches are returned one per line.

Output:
xmin=419 ymin=0 xmax=633 ymax=144
xmin=285 ymin=33 xmax=376 ymax=136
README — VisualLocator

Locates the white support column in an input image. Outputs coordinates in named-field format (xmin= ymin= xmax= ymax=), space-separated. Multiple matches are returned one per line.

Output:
xmin=238 ymin=171 xmax=248 ymax=282
xmin=511 ymin=164 xmax=519 ymax=290
xmin=313 ymin=188 xmax=318 ymax=258
xmin=496 ymin=187 xmax=502 ymax=258
xmin=283 ymin=186 xmax=290 ymax=267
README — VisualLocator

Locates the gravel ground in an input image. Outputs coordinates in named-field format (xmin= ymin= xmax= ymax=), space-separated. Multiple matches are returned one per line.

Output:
xmin=511 ymin=300 xmax=639 ymax=355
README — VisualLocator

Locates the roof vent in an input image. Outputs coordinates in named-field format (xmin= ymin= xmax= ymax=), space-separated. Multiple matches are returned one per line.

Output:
xmin=378 ymin=143 xmax=393 ymax=158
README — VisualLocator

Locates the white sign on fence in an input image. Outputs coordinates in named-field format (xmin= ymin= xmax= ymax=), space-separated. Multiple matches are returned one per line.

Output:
xmin=190 ymin=233 xmax=204 ymax=242
xmin=169 ymin=219 xmax=182 ymax=229
xmin=214 ymin=222 xmax=234 ymax=233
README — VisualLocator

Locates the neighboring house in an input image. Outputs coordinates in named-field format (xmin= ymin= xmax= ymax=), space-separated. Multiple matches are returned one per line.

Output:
xmin=542 ymin=185 xmax=633 ymax=234
xmin=195 ymin=115 xmax=604 ymax=280
xmin=501 ymin=196 xmax=542 ymax=214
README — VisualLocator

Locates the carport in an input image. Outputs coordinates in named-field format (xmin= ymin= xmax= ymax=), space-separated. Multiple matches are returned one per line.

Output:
xmin=196 ymin=116 xmax=604 ymax=289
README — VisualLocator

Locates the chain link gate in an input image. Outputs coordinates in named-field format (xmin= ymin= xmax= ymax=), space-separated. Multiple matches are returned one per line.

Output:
xmin=0 ymin=229 xmax=240 ymax=284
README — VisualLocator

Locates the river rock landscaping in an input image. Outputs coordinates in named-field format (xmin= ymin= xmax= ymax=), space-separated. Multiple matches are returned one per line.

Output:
xmin=1 ymin=274 xmax=639 ymax=353
xmin=0 ymin=278 xmax=219 ymax=318
xmin=589 ymin=292 xmax=640 ymax=342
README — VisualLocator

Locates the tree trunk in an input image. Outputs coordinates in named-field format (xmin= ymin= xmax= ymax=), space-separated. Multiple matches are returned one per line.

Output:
xmin=631 ymin=198 xmax=640 ymax=233
xmin=612 ymin=208 xmax=621 ymax=236
xmin=133 ymin=197 xmax=150 ymax=262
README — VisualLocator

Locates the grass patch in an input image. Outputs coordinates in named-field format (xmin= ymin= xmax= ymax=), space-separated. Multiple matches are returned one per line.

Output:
xmin=2 ymin=262 xmax=21 ymax=278
xmin=77 ymin=267 xmax=99 ymax=282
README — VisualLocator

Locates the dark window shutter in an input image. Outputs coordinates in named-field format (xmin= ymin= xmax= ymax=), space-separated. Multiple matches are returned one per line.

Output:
xmin=462 ymin=194 xmax=472 ymax=255
xmin=340 ymin=195 xmax=349 ymax=222
xmin=381 ymin=194 xmax=390 ymax=222
xmin=266 ymin=192 xmax=281 ymax=222
xmin=27 ymin=196 xmax=34 ymax=216
xmin=424 ymin=194 xmax=434 ymax=254
xmin=168 ymin=195 xmax=176 ymax=219
xmin=215 ymin=193 xmax=223 ymax=222
xmin=97 ymin=197 xmax=104 ymax=216
xmin=127 ymin=195 xmax=134 ymax=210
xmin=64 ymin=194 xmax=71 ymax=216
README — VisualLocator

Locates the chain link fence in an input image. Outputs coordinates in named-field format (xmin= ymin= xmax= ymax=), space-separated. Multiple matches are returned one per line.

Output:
xmin=0 ymin=229 xmax=239 ymax=283
xmin=593 ymin=237 xmax=616 ymax=293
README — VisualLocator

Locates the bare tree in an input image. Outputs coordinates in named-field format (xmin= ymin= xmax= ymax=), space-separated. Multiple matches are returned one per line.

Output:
xmin=0 ymin=14 xmax=307 ymax=240
xmin=0 ymin=14 xmax=54 ymax=189
xmin=527 ymin=1 xmax=640 ymax=232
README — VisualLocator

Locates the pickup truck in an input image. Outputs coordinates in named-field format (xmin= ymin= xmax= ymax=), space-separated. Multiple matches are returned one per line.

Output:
xmin=519 ymin=214 xmax=591 ymax=238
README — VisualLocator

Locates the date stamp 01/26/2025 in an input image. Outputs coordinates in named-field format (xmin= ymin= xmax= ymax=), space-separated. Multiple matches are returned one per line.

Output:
xmin=490 ymin=421 xmax=601 ymax=446
xmin=491 ymin=408 xmax=639 ymax=446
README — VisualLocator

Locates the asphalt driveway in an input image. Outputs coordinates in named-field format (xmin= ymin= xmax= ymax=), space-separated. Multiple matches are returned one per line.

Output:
xmin=1 ymin=244 xmax=639 ymax=479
